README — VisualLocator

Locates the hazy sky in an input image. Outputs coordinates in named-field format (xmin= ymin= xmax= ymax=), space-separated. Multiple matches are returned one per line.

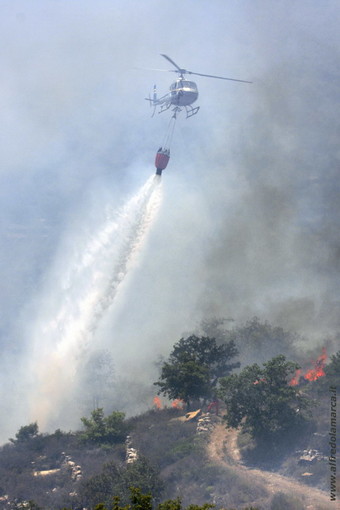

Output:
xmin=0 ymin=0 xmax=339 ymax=440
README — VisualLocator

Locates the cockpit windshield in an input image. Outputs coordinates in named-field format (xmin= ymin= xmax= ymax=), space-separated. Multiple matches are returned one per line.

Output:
xmin=171 ymin=80 xmax=197 ymax=90
xmin=183 ymin=81 xmax=196 ymax=89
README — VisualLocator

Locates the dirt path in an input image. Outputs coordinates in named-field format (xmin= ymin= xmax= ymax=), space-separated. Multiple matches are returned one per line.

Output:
xmin=207 ymin=423 xmax=331 ymax=510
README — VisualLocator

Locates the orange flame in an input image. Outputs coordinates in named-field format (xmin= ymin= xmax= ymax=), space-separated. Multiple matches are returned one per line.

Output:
xmin=289 ymin=348 xmax=327 ymax=385
xmin=253 ymin=378 xmax=266 ymax=385
xmin=304 ymin=347 xmax=327 ymax=381
xmin=172 ymin=399 xmax=185 ymax=409
xmin=289 ymin=369 xmax=301 ymax=386
xmin=153 ymin=396 xmax=162 ymax=409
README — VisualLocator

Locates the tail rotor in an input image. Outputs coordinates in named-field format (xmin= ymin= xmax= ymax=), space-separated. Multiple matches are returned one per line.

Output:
xmin=145 ymin=85 xmax=157 ymax=117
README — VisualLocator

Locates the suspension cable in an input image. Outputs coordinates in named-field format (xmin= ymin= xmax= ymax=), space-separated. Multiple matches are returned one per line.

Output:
xmin=161 ymin=114 xmax=177 ymax=150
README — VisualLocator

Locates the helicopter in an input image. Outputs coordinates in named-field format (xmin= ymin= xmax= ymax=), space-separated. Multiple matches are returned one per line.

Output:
xmin=146 ymin=54 xmax=252 ymax=118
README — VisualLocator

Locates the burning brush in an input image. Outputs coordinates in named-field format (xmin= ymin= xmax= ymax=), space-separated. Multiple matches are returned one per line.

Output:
xmin=289 ymin=348 xmax=327 ymax=386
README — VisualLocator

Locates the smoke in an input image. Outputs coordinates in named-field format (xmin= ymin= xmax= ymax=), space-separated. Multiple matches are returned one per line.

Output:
xmin=11 ymin=175 xmax=162 ymax=432
xmin=0 ymin=0 xmax=339 ymax=441
xmin=194 ymin=4 xmax=340 ymax=342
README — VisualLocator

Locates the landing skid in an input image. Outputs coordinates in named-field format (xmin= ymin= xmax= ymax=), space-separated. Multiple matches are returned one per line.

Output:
xmin=156 ymin=103 xmax=200 ymax=119
xmin=168 ymin=105 xmax=200 ymax=119
xmin=185 ymin=105 xmax=200 ymax=118
xmin=159 ymin=103 xmax=172 ymax=114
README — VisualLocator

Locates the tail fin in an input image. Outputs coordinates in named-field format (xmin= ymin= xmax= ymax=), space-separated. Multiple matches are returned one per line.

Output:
xmin=145 ymin=85 xmax=157 ymax=117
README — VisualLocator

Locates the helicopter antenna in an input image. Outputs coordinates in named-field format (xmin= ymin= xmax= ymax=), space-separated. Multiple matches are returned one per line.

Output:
xmin=160 ymin=54 xmax=252 ymax=83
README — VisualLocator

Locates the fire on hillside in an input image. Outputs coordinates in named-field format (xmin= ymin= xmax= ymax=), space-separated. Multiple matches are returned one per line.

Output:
xmin=289 ymin=348 xmax=327 ymax=386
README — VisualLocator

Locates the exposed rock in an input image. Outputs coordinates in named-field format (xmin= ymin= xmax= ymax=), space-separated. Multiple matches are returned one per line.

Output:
xmin=185 ymin=409 xmax=202 ymax=422
xmin=296 ymin=449 xmax=325 ymax=464
xmin=196 ymin=413 xmax=214 ymax=434
xmin=33 ymin=468 xmax=61 ymax=477
xmin=61 ymin=452 xmax=82 ymax=481
xmin=126 ymin=435 xmax=138 ymax=464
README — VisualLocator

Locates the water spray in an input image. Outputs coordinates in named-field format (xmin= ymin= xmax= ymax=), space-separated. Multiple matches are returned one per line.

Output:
xmin=27 ymin=175 xmax=162 ymax=429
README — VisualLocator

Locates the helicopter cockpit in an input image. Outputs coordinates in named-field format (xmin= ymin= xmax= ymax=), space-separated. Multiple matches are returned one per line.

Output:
xmin=170 ymin=79 xmax=199 ymax=106
xmin=170 ymin=80 xmax=198 ymax=91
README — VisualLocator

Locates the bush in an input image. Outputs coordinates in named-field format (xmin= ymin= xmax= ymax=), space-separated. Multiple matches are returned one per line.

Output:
xmin=270 ymin=491 xmax=304 ymax=510
xmin=128 ymin=409 xmax=197 ymax=469
xmin=10 ymin=423 xmax=39 ymax=444
xmin=80 ymin=408 xmax=128 ymax=446
xmin=80 ymin=457 xmax=163 ymax=508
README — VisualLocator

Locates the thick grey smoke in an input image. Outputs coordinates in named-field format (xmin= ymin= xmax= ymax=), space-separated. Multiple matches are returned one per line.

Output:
xmin=196 ymin=3 xmax=340 ymax=341
xmin=0 ymin=0 xmax=339 ymax=441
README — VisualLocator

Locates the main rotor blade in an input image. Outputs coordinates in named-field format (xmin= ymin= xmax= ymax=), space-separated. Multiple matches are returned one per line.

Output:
xmin=187 ymin=71 xmax=252 ymax=83
xmin=135 ymin=67 xmax=171 ymax=72
xmin=160 ymin=54 xmax=183 ymax=72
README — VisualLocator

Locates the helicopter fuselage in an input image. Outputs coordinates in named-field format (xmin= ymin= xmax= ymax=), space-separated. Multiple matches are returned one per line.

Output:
xmin=146 ymin=54 xmax=251 ymax=118
xmin=169 ymin=79 xmax=198 ymax=106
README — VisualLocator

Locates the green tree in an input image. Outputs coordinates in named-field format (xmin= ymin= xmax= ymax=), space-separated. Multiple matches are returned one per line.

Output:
xmin=224 ymin=317 xmax=299 ymax=365
xmin=322 ymin=350 xmax=340 ymax=387
xmin=198 ymin=317 xmax=234 ymax=344
xmin=80 ymin=458 xmax=163 ymax=508
xmin=157 ymin=499 xmax=182 ymax=510
xmin=129 ymin=487 xmax=153 ymax=510
xmin=219 ymin=355 xmax=313 ymax=447
xmin=80 ymin=408 xmax=128 ymax=445
xmin=78 ymin=486 xmax=258 ymax=510
xmin=309 ymin=350 xmax=340 ymax=399
xmin=10 ymin=422 xmax=39 ymax=443
xmin=155 ymin=335 xmax=239 ymax=408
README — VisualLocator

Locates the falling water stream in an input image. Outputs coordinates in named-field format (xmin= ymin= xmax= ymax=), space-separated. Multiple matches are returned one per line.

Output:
xmin=27 ymin=175 xmax=163 ymax=428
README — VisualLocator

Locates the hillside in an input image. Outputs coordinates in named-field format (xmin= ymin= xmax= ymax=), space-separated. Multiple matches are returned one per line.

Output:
xmin=207 ymin=422 xmax=330 ymax=510
xmin=0 ymin=405 xmax=333 ymax=510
